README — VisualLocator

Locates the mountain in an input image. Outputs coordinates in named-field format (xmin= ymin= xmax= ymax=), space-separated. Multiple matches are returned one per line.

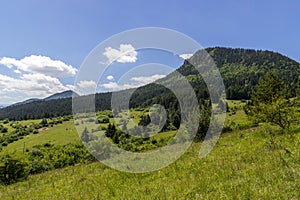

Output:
xmin=122 ymin=47 xmax=300 ymax=108
xmin=1 ymin=47 xmax=299 ymax=120
xmin=0 ymin=91 xmax=79 ymax=120
xmin=0 ymin=105 xmax=8 ymax=109
xmin=44 ymin=90 xmax=79 ymax=101
xmin=12 ymin=98 xmax=40 ymax=106
xmin=9 ymin=90 xmax=79 ymax=107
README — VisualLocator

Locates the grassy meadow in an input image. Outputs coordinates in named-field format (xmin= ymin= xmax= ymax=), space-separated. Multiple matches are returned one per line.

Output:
xmin=0 ymin=100 xmax=299 ymax=199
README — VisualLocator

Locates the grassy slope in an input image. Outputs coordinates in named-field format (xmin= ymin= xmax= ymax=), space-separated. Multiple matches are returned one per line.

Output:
xmin=0 ymin=127 xmax=299 ymax=199
xmin=0 ymin=101 xmax=299 ymax=199
xmin=1 ymin=109 xmax=173 ymax=155
xmin=0 ymin=121 xmax=80 ymax=155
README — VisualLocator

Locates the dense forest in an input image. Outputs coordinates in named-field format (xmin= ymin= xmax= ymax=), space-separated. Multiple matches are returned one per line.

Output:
xmin=0 ymin=47 xmax=299 ymax=120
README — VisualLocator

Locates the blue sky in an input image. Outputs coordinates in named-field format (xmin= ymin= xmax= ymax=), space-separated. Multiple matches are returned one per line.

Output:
xmin=0 ymin=0 xmax=299 ymax=104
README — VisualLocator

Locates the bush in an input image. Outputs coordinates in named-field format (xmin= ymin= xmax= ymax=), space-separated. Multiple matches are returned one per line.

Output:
xmin=0 ymin=155 xmax=28 ymax=185
xmin=0 ymin=127 xmax=8 ymax=133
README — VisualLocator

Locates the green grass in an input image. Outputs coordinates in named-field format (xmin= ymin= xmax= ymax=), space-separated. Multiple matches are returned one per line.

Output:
xmin=152 ymin=130 xmax=176 ymax=141
xmin=0 ymin=126 xmax=299 ymax=199
xmin=0 ymin=120 xmax=80 ymax=155
xmin=224 ymin=100 xmax=253 ymax=129
xmin=0 ymin=101 xmax=299 ymax=199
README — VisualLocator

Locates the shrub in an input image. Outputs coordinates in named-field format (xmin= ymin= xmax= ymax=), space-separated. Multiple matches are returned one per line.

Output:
xmin=0 ymin=155 xmax=28 ymax=185
xmin=0 ymin=127 xmax=8 ymax=133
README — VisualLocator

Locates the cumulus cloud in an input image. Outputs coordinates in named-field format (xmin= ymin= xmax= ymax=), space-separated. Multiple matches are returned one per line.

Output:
xmin=0 ymin=55 xmax=77 ymax=77
xmin=77 ymin=80 xmax=97 ymax=89
xmin=179 ymin=53 xmax=193 ymax=60
xmin=100 ymin=74 xmax=166 ymax=91
xmin=67 ymin=80 xmax=97 ymax=95
xmin=100 ymin=82 xmax=137 ymax=91
xmin=0 ymin=73 xmax=70 ymax=100
xmin=131 ymin=74 xmax=166 ymax=84
xmin=0 ymin=55 xmax=79 ymax=104
xmin=103 ymin=44 xmax=138 ymax=63
xmin=106 ymin=75 xmax=114 ymax=80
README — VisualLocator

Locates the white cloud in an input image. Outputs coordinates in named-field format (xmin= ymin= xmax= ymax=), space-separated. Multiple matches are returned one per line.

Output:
xmin=0 ymin=55 xmax=79 ymax=104
xmin=106 ymin=75 xmax=114 ymax=80
xmin=77 ymin=80 xmax=97 ymax=89
xmin=131 ymin=74 xmax=166 ymax=84
xmin=67 ymin=80 xmax=97 ymax=95
xmin=100 ymin=74 xmax=166 ymax=91
xmin=14 ymin=69 xmax=22 ymax=74
xmin=100 ymin=82 xmax=136 ymax=91
xmin=103 ymin=44 xmax=138 ymax=63
xmin=0 ymin=55 xmax=77 ymax=77
xmin=0 ymin=73 xmax=70 ymax=102
xmin=179 ymin=53 xmax=193 ymax=60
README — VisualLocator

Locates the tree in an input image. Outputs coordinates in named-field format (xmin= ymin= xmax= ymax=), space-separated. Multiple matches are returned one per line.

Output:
xmin=40 ymin=118 xmax=48 ymax=127
xmin=105 ymin=123 xmax=116 ymax=138
xmin=245 ymin=71 xmax=295 ymax=131
xmin=138 ymin=115 xmax=151 ymax=126
xmin=121 ymin=120 xmax=127 ymax=132
xmin=81 ymin=127 xmax=90 ymax=143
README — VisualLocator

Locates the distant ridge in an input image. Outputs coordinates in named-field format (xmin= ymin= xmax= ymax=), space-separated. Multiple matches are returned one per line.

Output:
xmin=10 ymin=90 xmax=79 ymax=107
xmin=44 ymin=90 xmax=79 ymax=101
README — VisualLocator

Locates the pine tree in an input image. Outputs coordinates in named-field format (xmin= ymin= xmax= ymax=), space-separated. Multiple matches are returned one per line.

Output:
xmin=245 ymin=71 xmax=295 ymax=131
xmin=81 ymin=127 xmax=90 ymax=143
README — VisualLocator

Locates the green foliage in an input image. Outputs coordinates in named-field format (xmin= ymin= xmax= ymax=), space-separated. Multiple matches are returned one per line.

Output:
xmin=105 ymin=123 xmax=116 ymax=138
xmin=195 ymin=101 xmax=212 ymax=141
xmin=0 ymin=143 xmax=94 ymax=184
xmin=0 ymin=124 xmax=32 ymax=147
xmin=81 ymin=127 xmax=91 ymax=143
xmin=0 ymin=101 xmax=299 ymax=198
xmin=245 ymin=71 xmax=296 ymax=130
xmin=138 ymin=114 xmax=151 ymax=126
xmin=26 ymin=143 xmax=94 ymax=173
xmin=0 ymin=125 xmax=8 ymax=133
xmin=0 ymin=154 xmax=28 ymax=185
xmin=180 ymin=47 xmax=300 ymax=100
xmin=1 ymin=127 xmax=299 ymax=199
xmin=40 ymin=118 xmax=48 ymax=127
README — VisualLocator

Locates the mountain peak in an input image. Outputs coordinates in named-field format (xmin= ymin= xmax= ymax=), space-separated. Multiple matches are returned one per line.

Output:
xmin=8 ymin=90 xmax=79 ymax=107
xmin=44 ymin=90 xmax=79 ymax=101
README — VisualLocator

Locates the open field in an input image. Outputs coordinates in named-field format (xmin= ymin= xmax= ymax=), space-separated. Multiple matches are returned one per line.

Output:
xmin=0 ymin=120 xmax=80 ymax=155
xmin=0 ymin=101 xmax=299 ymax=199
xmin=0 ymin=125 xmax=299 ymax=199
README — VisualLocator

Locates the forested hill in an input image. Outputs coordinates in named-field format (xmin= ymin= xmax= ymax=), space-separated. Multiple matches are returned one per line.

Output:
xmin=1 ymin=47 xmax=299 ymax=120
xmin=120 ymin=47 xmax=300 ymax=108
xmin=178 ymin=47 xmax=300 ymax=99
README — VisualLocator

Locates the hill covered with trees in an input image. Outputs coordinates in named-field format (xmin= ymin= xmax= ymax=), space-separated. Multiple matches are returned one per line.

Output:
xmin=0 ymin=47 xmax=299 ymax=120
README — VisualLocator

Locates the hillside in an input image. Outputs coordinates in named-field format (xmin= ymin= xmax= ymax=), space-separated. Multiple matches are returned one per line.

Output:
xmin=0 ymin=47 xmax=299 ymax=120
xmin=0 ymin=99 xmax=299 ymax=199
xmin=1 ymin=114 xmax=299 ymax=199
